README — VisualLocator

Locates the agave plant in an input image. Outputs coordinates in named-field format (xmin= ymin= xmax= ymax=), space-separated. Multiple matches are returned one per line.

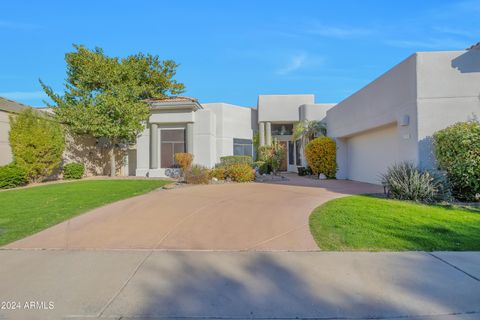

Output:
xmin=380 ymin=162 xmax=451 ymax=203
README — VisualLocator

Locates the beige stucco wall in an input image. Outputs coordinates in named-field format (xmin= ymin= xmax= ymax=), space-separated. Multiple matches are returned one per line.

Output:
xmin=0 ymin=110 xmax=12 ymax=166
xmin=62 ymin=133 xmax=126 ymax=177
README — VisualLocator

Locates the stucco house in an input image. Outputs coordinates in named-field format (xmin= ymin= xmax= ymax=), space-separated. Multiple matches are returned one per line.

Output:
xmin=135 ymin=48 xmax=480 ymax=184
xmin=0 ymin=97 xmax=31 ymax=166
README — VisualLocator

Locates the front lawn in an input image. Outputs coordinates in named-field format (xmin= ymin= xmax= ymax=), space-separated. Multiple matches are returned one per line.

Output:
xmin=309 ymin=195 xmax=480 ymax=251
xmin=0 ymin=179 xmax=170 ymax=246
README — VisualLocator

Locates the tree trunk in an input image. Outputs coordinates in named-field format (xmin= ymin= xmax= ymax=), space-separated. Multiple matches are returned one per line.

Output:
xmin=109 ymin=141 xmax=116 ymax=177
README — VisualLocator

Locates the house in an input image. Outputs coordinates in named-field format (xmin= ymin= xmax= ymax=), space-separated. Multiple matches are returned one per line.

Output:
xmin=0 ymin=97 xmax=31 ymax=166
xmin=134 ymin=48 xmax=480 ymax=184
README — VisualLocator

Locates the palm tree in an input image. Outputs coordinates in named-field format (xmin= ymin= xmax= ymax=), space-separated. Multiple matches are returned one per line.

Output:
xmin=292 ymin=120 xmax=327 ymax=166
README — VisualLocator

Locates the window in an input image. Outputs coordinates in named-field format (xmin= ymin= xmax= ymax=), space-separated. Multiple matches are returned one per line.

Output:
xmin=161 ymin=129 xmax=185 ymax=168
xmin=288 ymin=141 xmax=295 ymax=165
xmin=233 ymin=138 xmax=253 ymax=156
xmin=271 ymin=124 xmax=293 ymax=136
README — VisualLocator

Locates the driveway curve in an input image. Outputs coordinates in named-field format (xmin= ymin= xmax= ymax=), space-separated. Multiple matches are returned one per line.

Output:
xmin=5 ymin=177 xmax=382 ymax=251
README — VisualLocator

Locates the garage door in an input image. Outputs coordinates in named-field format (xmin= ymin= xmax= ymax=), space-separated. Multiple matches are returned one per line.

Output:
xmin=347 ymin=124 xmax=399 ymax=184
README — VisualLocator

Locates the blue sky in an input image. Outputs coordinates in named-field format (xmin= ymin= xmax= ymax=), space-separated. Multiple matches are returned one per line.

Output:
xmin=0 ymin=0 xmax=478 ymax=107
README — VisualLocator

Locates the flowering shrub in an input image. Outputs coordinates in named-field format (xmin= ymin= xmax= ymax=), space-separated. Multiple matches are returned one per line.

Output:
xmin=305 ymin=137 xmax=337 ymax=178
xmin=209 ymin=167 xmax=226 ymax=180
xmin=226 ymin=163 xmax=255 ymax=182
xmin=175 ymin=153 xmax=193 ymax=172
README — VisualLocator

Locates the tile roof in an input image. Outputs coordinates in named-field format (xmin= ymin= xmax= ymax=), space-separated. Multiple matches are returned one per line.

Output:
xmin=144 ymin=96 xmax=198 ymax=104
xmin=0 ymin=96 xmax=32 ymax=114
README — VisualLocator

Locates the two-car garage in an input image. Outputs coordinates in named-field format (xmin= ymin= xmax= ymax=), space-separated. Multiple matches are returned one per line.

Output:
xmin=345 ymin=124 xmax=400 ymax=185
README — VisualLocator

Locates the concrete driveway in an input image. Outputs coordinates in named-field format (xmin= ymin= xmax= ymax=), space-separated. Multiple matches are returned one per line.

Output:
xmin=0 ymin=250 xmax=479 ymax=319
xmin=5 ymin=177 xmax=381 ymax=250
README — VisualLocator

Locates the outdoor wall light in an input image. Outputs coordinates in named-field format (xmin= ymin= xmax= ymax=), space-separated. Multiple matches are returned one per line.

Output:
xmin=399 ymin=115 xmax=410 ymax=126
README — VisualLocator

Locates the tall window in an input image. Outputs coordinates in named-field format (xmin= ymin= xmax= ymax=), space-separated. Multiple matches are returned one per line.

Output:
xmin=288 ymin=141 xmax=295 ymax=165
xmin=233 ymin=138 xmax=253 ymax=156
xmin=161 ymin=129 xmax=185 ymax=168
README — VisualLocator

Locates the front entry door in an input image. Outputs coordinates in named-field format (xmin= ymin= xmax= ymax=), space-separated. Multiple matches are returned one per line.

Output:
xmin=287 ymin=140 xmax=301 ymax=172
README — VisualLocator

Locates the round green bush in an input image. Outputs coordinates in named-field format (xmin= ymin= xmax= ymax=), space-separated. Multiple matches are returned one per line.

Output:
xmin=0 ymin=163 xmax=28 ymax=189
xmin=433 ymin=121 xmax=480 ymax=201
xmin=63 ymin=162 xmax=85 ymax=179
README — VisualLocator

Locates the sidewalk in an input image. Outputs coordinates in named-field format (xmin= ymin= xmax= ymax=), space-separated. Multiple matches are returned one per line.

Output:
xmin=0 ymin=250 xmax=479 ymax=319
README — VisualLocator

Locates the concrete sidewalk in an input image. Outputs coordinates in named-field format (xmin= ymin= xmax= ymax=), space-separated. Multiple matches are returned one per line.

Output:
xmin=0 ymin=250 xmax=479 ymax=320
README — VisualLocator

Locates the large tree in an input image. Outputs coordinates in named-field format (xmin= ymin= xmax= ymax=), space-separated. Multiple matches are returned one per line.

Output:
xmin=41 ymin=45 xmax=185 ymax=176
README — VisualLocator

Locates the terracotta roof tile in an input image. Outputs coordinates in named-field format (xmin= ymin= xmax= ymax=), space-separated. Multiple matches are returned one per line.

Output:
xmin=144 ymin=96 xmax=198 ymax=104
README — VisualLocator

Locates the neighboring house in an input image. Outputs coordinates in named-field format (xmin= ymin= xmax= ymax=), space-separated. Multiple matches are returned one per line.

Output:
xmin=135 ymin=48 xmax=480 ymax=184
xmin=0 ymin=97 xmax=31 ymax=166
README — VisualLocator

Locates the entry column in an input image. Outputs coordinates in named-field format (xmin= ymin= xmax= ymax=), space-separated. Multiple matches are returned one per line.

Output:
xmin=259 ymin=122 xmax=265 ymax=146
xmin=265 ymin=122 xmax=272 ymax=145
xmin=186 ymin=123 xmax=194 ymax=153
xmin=150 ymin=123 xmax=158 ymax=169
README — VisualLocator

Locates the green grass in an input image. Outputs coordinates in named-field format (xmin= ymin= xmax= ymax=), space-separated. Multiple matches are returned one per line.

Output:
xmin=309 ymin=195 xmax=480 ymax=251
xmin=0 ymin=179 xmax=171 ymax=246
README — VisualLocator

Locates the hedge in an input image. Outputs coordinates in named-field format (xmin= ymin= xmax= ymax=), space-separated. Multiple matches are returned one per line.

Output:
xmin=219 ymin=155 xmax=253 ymax=167
xmin=0 ymin=163 xmax=28 ymax=189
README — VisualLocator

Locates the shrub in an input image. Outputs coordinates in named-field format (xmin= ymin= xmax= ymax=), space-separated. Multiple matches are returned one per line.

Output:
xmin=254 ymin=160 xmax=269 ymax=175
xmin=381 ymin=162 xmax=451 ymax=203
xmin=185 ymin=165 xmax=210 ymax=184
xmin=433 ymin=121 xmax=480 ymax=201
xmin=63 ymin=162 xmax=85 ymax=179
xmin=175 ymin=153 xmax=193 ymax=172
xmin=258 ymin=140 xmax=285 ymax=174
xmin=297 ymin=166 xmax=312 ymax=176
xmin=9 ymin=109 xmax=64 ymax=182
xmin=226 ymin=163 xmax=255 ymax=182
xmin=219 ymin=155 xmax=253 ymax=167
xmin=209 ymin=167 xmax=227 ymax=180
xmin=0 ymin=163 xmax=28 ymax=189
xmin=305 ymin=137 xmax=337 ymax=178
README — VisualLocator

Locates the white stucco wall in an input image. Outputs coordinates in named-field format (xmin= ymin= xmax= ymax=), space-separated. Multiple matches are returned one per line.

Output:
xmin=0 ymin=111 xmax=12 ymax=166
xmin=193 ymin=109 xmax=217 ymax=167
xmin=203 ymin=103 xmax=256 ymax=164
xmin=149 ymin=109 xmax=194 ymax=123
xmin=258 ymin=94 xmax=314 ymax=122
xmin=416 ymin=50 xmax=480 ymax=169
xmin=299 ymin=104 xmax=335 ymax=122
xmin=326 ymin=54 xmax=418 ymax=180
